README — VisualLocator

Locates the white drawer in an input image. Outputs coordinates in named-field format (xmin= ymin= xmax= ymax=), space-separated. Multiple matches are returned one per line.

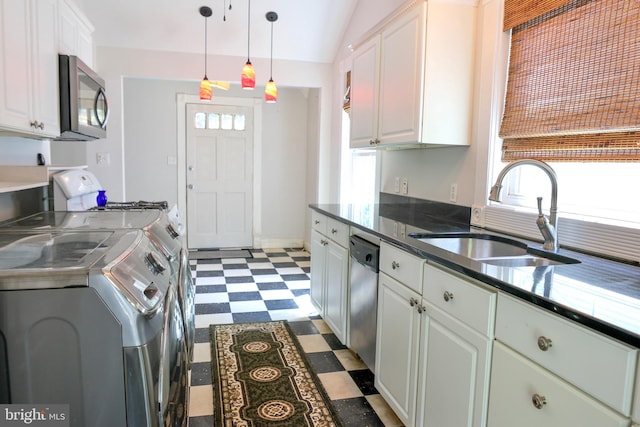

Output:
xmin=488 ymin=341 xmax=630 ymax=427
xmin=380 ymin=241 xmax=424 ymax=294
xmin=496 ymin=293 xmax=637 ymax=415
xmin=311 ymin=210 xmax=327 ymax=235
xmin=327 ymin=218 xmax=350 ymax=247
xmin=422 ymin=263 xmax=496 ymax=336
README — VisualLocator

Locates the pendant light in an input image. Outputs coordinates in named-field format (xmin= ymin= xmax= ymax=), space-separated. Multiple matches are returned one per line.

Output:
xmin=241 ymin=0 xmax=256 ymax=89
xmin=264 ymin=11 xmax=278 ymax=103
xmin=199 ymin=6 xmax=213 ymax=101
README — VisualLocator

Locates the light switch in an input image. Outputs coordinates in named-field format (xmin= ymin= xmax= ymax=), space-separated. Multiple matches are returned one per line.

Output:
xmin=96 ymin=152 xmax=110 ymax=165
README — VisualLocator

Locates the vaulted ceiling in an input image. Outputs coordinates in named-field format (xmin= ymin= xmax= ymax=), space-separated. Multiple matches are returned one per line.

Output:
xmin=81 ymin=0 xmax=359 ymax=64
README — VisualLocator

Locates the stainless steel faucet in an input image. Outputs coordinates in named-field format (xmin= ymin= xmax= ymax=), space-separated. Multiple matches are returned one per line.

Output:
xmin=488 ymin=159 xmax=559 ymax=252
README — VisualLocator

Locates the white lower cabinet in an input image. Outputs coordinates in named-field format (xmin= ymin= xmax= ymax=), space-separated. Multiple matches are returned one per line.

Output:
xmin=417 ymin=305 xmax=492 ymax=427
xmin=375 ymin=271 xmax=422 ymax=426
xmin=416 ymin=263 xmax=495 ymax=427
xmin=488 ymin=341 xmax=630 ymax=427
xmin=495 ymin=293 xmax=637 ymax=415
xmin=323 ymin=240 xmax=349 ymax=343
xmin=310 ymin=229 xmax=327 ymax=313
xmin=309 ymin=212 xmax=350 ymax=344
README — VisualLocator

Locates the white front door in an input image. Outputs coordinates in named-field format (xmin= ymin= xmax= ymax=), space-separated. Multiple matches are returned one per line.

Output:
xmin=185 ymin=103 xmax=253 ymax=249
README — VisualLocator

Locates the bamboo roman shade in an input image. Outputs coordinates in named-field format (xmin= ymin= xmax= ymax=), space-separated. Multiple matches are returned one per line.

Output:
xmin=503 ymin=0 xmax=572 ymax=31
xmin=343 ymin=70 xmax=351 ymax=114
xmin=499 ymin=0 xmax=640 ymax=162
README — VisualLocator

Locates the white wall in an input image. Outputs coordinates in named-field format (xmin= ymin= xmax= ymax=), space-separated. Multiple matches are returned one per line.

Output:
xmin=118 ymin=78 xmax=312 ymax=247
xmin=121 ymin=78 xmax=196 ymax=206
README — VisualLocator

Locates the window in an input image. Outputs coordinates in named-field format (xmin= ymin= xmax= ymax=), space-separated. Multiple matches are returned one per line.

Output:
xmin=486 ymin=0 xmax=640 ymax=262
xmin=194 ymin=112 xmax=246 ymax=131
xmin=340 ymin=109 xmax=378 ymax=228
xmin=496 ymin=161 xmax=640 ymax=228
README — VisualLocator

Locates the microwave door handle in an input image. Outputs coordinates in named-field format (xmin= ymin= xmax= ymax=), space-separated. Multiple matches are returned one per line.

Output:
xmin=94 ymin=87 xmax=109 ymax=129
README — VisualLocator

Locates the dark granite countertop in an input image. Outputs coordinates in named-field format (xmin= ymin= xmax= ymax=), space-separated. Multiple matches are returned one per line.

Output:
xmin=310 ymin=198 xmax=640 ymax=349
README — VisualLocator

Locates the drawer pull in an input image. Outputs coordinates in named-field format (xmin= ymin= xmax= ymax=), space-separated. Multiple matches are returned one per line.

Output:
xmin=314 ymin=220 xmax=320 ymax=225
xmin=537 ymin=336 xmax=553 ymax=351
xmin=443 ymin=291 xmax=454 ymax=302
xmin=531 ymin=393 xmax=547 ymax=410
xmin=331 ymin=228 xmax=338 ymax=234
xmin=409 ymin=297 xmax=419 ymax=307
xmin=417 ymin=304 xmax=425 ymax=314
xmin=320 ymin=239 xmax=328 ymax=246
xmin=391 ymin=261 xmax=400 ymax=270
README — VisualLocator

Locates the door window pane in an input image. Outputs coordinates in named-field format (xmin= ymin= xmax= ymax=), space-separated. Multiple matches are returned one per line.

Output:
xmin=221 ymin=114 xmax=233 ymax=130
xmin=207 ymin=113 xmax=220 ymax=129
xmin=194 ymin=112 xmax=206 ymax=129
xmin=234 ymin=114 xmax=246 ymax=131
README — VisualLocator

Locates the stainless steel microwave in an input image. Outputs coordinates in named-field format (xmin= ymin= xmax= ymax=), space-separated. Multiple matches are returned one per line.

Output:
xmin=56 ymin=54 xmax=109 ymax=141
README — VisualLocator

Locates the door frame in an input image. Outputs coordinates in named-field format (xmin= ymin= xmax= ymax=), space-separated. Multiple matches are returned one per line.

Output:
xmin=177 ymin=94 xmax=263 ymax=249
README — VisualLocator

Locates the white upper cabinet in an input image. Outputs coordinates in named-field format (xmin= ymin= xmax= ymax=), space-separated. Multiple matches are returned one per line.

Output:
xmin=350 ymin=36 xmax=380 ymax=148
xmin=58 ymin=0 xmax=94 ymax=68
xmin=350 ymin=0 xmax=477 ymax=149
xmin=0 ymin=0 xmax=60 ymax=138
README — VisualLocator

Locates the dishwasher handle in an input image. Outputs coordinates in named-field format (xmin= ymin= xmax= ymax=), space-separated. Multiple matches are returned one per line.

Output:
xmin=350 ymin=235 xmax=380 ymax=272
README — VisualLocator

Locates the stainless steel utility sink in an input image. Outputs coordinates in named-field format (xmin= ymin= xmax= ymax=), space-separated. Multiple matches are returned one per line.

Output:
xmin=409 ymin=233 xmax=581 ymax=267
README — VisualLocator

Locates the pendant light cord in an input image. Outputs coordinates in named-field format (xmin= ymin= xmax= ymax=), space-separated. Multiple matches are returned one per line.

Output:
xmin=269 ymin=21 xmax=274 ymax=79
xmin=246 ymin=0 xmax=251 ymax=61
xmin=204 ymin=14 xmax=208 ymax=77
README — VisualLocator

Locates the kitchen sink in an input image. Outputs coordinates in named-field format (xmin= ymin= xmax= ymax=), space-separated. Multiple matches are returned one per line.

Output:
xmin=409 ymin=233 xmax=581 ymax=267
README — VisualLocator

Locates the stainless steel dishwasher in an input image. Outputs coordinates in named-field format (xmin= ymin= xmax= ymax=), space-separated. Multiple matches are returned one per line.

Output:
xmin=349 ymin=235 xmax=380 ymax=374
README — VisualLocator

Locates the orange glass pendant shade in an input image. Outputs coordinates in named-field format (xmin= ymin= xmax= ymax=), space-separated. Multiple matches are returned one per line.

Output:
xmin=241 ymin=61 xmax=256 ymax=89
xmin=265 ymin=79 xmax=277 ymax=103
xmin=199 ymin=77 xmax=212 ymax=101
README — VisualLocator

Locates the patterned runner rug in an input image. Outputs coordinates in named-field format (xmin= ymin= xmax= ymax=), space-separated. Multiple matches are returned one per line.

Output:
xmin=210 ymin=321 xmax=344 ymax=426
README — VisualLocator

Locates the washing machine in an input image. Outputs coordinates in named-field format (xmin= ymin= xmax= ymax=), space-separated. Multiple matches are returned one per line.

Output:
xmin=0 ymin=229 xmax=188 ymax=426
xmin=0 ymin=209 xmax=195 ymax=365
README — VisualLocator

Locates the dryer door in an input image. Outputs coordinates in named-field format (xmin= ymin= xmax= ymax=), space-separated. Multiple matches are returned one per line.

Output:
xmin=179 ymin=248 xmax=195 ymax=364
xmin=158 ymin=286 xmax=189 ymax=426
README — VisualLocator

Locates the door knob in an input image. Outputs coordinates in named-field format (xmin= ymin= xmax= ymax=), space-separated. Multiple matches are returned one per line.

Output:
xmin=188 ymin=165 xmax=194 ymax=171
xmin=187 ymin=184 xmax=194 ymax=190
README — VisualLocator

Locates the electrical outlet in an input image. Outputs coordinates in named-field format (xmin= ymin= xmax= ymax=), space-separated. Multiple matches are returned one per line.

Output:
xmin=394 ymin=177 xmax=400 ymax=193
xmin=471 ymin=204 xmax=485 ymax=226
xmin=450 ymin=183 xmax=458 ymax=203
xmin=401 ymin=178 xmax=408 ymax=194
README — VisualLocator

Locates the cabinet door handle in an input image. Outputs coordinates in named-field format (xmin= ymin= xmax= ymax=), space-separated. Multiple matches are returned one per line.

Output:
xmin=531 ymin=393 xmax=547 ymax=410
xmin=314 ymin=220 xmax=320 ymax=225
xmin=409 ymin=297 xmax=418 ymax=307
xmin=321 ymin=239 xmax=328 ymax=246
xmin=443 ymin=290 xmax=454 ymax=302
xmin=30 ymin=121 xmax=44 ymax=130
xmin=391 ymin=261 xmax=400 ymax=270
xmin=417 ymin=304 xmax=425 ymax=314
xmin=537 ymin=336 xmax=553 ymax=351
xmin=331 ymin=228 xmax=338 ymax=234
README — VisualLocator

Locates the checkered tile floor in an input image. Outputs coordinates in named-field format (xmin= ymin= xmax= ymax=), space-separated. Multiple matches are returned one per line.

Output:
xmin=187 ymin=248 xmax=403 ymax=427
